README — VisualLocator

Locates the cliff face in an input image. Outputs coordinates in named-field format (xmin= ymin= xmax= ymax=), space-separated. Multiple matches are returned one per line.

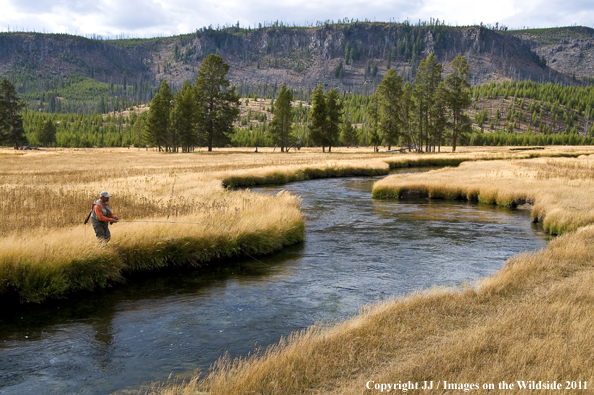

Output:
xmin=0 ymin=24 xmax=587 ymax=92
xmin=507 ymin=27 xmax=594 ymax=81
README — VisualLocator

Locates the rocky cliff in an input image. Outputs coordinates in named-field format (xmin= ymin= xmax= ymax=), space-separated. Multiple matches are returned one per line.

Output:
xmin=1 ymin=23 xmax=591 ymax=94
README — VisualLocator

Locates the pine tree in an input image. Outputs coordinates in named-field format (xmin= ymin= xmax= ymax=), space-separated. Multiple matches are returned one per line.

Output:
xmin=195 ymin=55 xmax=240 ymax=151
xmin=170 ymin=81 xmax=198 ymax=152
xmin=401 ymin=81 xmax=415 ymax=150
xmin=325 ymin=89 xmax=343 ymax=152
xmin=269 ymin=85 xmax=295 ymax=152
xmin=42 ymin=120 xmax=57 ymax=147
xmin=375 ymin=69 xmax=403 ymax=150
xmin=367 ymin=94 xmax=382 ymax=152
xmin=340 ymin=117 xmax=358 ymax=147
xmin=444 ymin=55 xmax=472 ymax=152
xmin=143 ymin=80 xmax=172 ymax=151
xmin=33 ymin=117 xmax=44 ymax=146
xmin=428 ymin=82 xmax=448 ymax=152
xmin=308 ymin=83 xmax=328 ymax=152
xmin=0 ymin=78 xmax=26 ymax=149
xmin=412 ymin=54 xmax=442 ymax=151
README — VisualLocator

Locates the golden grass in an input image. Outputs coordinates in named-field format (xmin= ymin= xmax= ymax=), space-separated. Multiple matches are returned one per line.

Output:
xmin=0 ymin=189 xmax=304 ymax=303
xmin=146 ymin=151 xmax=594 ymax=395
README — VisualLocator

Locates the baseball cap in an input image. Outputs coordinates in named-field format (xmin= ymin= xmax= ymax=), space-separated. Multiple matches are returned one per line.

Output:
xmin=100 ymin=191 xmax=112 ymax=198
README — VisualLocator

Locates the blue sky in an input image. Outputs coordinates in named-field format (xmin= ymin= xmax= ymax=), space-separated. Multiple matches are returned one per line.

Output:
xmin=0 ymin=0 xmax=592 ymax=38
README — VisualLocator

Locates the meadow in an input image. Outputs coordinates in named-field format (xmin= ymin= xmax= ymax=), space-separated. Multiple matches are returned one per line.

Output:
xmin=1 ymin=145 xmax=591 ymax=304
xmin=139 ymin=148 xmax=594 ymax=395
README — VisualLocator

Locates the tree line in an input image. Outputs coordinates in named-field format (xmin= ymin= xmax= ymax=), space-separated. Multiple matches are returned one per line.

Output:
xmin=4 ymin=52 xmax=594 ymax=150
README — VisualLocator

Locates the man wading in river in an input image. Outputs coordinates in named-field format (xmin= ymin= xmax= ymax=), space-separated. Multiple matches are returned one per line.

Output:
xmin=91 ymin=191 xmax=119 ymax=242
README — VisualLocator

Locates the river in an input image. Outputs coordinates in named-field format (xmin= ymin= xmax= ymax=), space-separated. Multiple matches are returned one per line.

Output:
xmin=0 ymin=170 xmax=549 ymax=394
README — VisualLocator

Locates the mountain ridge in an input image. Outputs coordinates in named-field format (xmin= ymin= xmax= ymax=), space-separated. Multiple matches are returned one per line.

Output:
xmin=1 ymin=23 xmax=592 ymax=96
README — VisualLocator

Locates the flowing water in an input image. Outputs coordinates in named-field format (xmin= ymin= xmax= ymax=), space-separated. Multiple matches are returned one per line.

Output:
xmin=0 ymin=171 xmax=549 ymax=394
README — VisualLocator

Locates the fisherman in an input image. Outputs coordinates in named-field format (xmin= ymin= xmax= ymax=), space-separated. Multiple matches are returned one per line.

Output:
xmin=91 ymin=191 xmax=119 ymax=242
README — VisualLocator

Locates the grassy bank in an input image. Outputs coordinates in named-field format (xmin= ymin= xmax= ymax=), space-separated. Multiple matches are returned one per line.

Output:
xmin=221 ymin=159 xmax=389 ymax=188
xmin=219 ymin=148 xmax=592 ymax=189
xmin=373 ymin=156 xmax=594 ymax=234
xmin=148 ymin=153 xmax=594 ymax=395
xmin=0 ymin=190 xmax=303 ymax=303
xmin=382 ymin=149 xmax=587 ymax=169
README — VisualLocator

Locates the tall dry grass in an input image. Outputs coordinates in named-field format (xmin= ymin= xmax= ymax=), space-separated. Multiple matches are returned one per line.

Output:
xmin=0 ymin=189 xmax=303 ymax=303
xmin=147 ymin=151 xmax=594 ymax=395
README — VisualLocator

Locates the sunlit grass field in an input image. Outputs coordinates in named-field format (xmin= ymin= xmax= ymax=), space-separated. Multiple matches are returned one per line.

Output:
xmin=374 ymin=155 xmax=594 ymax=234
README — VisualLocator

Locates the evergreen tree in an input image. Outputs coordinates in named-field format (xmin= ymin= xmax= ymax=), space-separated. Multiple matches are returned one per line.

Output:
xmin=98 ymin=96 xmax=106 ymax=114
xmin=412 ymin=54 xmax=441 ymax=151
xmin=144 ymin=80 xmax=172 ymax=151
xmin=41 ymin=120 xmax=57 ymax=147
xmin=428 ymin=82 xmax=448 ymax=152
xmin=375 ymin=69 xmax=403 ymax=150
xmin=269 ymin=85 xmax=295 ymax=152
xmin=170 ymin=81 xmax=199 ymax=152
xmin=33 ymin=117 xmax=44 ymax=146
xmin=367 ymin=94 xmax=382 ymax=152
xmin=133 ymin=118 xmax=144 ymax=147
xmin=308 ymin=83 xmax=328 ymax=151
xmin=325 ymin=89 xmax=343 ymax=152
xmin=341 ymin=117 xmax=358 ymax=146
xmin=195 ymin=55 xmax=240 ymax=151
xmin=0 ymin=78 xmax=26 ymax=149
xmin=426 ymin=58 xmax=444 ymax=151
xmin=445 ymin=55 xmax=472 ymax=152
xmin=401 ymin=81 xmax=415 ymax=150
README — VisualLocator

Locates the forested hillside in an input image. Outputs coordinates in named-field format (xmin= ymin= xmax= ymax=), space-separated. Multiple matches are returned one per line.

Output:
xmin=12 ymin=77 xmax=594 ymax=149
xmin=1 ymin=21 xmax=593 ymax=114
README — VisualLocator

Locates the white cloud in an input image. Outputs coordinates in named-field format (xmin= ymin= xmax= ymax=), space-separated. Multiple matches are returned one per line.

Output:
xmin=0 ymin=0 xmax=591 ymax=37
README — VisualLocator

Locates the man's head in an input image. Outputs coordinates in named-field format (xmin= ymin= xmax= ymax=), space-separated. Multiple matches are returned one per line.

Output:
xmin=100 ymin=191 xmax=112 ymax=203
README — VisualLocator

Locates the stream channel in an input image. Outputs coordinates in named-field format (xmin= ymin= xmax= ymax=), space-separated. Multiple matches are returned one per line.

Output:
xmin=0 ymin=169 xmax=549 ymax=394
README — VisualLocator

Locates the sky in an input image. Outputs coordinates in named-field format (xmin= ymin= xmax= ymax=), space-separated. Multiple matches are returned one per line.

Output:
xmin=0 ymin=0 xmax=592 ymax=38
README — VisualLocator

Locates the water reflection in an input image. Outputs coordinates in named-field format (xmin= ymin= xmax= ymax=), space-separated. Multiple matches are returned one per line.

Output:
xmin=0 ymin=173 xmax=548 ymax=394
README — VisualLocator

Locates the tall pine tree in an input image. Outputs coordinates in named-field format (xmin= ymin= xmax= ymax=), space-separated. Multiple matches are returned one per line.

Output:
xmin=170 ymin=81 xmax=199 ymax=152
xmin=144 ymin=80 xmax=172 ymax=151
xmin=375 ymin=69 xmax=404 ymax=150
xmin=0 ymin=78 xmax=26 ymax=149
xmin=195 ymin=55 xmax=240 ymax=151
xmin=445 ymin=55 xmax=471 ymax=152
xmin=325 ymin=89 xmax=343 ymax=152
xmin=308 ymin=83 xmax=329 ymax=152
xmin=269 ymin=85 xmax=295 ymax=152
